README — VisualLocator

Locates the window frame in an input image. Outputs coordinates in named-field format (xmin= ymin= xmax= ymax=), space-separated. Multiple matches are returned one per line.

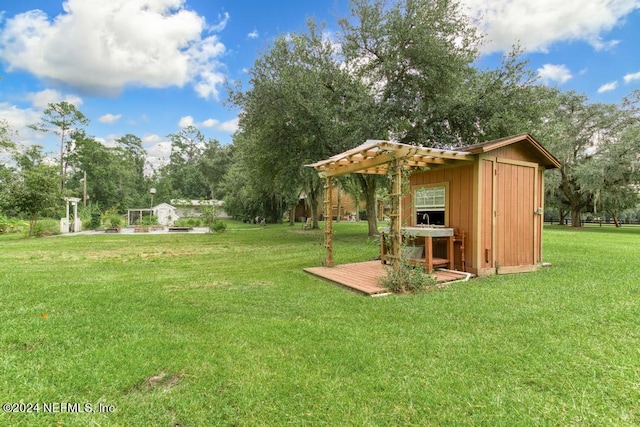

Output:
xmin=412 ymin=182 xmax=450 ymax=227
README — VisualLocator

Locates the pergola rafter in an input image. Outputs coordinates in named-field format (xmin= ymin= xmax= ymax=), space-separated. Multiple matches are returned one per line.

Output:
xmin=309 ymin=140 xmax=473 ymax=178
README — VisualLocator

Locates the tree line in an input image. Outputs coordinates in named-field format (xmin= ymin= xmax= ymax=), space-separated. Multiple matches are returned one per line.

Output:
xmin=226 ymin=0 xmax=640 ymax=230
xmin=2 ymin=0 xmax=640 ymax=235
xmin=0 ymin=108 xmax=233 ymax=235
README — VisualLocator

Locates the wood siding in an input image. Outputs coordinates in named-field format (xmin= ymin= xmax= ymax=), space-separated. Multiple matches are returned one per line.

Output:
xmin=402 ymin=141 xmax=549 ymax=276
xmin=535 ymin=168 xmax=545 ymax=263
xmin=481 ymin=159 xmax=494 ymax=270
xmin=483 ymin=144 xmax=541 ymax=165
xmin=495 ymin=161 xmax=536 ymax=269
xmin=407 ymin=165 xmax=475 ymax=271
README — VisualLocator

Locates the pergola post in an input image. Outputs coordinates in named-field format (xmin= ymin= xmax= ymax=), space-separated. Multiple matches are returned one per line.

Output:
xmin=72 ymin=200 xmax=79 ymax=232
xmin=388 ymin=160 xmax=403 ymax=272
xmin=324 ymin=176 xmax=334 ymax=267
xmin=65 ymin=200 xmax=71 ymax=223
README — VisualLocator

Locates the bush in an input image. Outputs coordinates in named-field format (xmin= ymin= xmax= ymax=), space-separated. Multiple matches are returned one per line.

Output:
xmin=210 ymin=220 xmax=227 ymax=233
xmin=174 ymin=218 xmax=209 ymax=227
xmin=141 ymin=216 xmax=159 ymax=226
xmin=0 ymin=214 xmax=28 ymax=234
xmin=89 ymin=212 xmax=102 ymax=229
xmin=380 ymin=257 xmax=436 ymax=294
xmin=28 ymin=219 xmax=60 ymax=237
xmin=108 ymin=215 xmax=123 ymax=228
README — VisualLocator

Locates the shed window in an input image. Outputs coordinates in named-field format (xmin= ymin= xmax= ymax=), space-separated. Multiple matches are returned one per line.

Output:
xmin=415 ymin=186 xmax=445 ymax=226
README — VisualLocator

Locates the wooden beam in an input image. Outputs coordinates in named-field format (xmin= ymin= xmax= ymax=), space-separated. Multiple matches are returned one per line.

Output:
xmin=388 ymin=160 xmax=403 ymax=272
xmin=324 ymin=177 xmax=334 ymax=267
xmin=321 ymin=146 xmax=415 ymax=177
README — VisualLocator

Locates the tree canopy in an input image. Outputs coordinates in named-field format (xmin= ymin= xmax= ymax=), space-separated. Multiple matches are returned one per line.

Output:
xmin=4 ymin=145 xmax=60 ymax=236
xmin=3 ymin=0 xmax=640 ymax=232
xmin=29 ymin=101 xmax=89 ymax=192
xmin=537 ymin=89 xmax=640 ymax=226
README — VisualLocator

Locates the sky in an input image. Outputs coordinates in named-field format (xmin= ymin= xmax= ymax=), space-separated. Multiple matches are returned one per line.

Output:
xmin=1 ymin=0 xmax=640 ymax=167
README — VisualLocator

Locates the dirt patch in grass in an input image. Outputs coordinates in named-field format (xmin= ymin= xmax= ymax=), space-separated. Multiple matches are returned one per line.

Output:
xmin=287 ymin=228 xmax=323 ymax=235
xmin=15 ymin=247 xmax=225 ymax=263
xmin=131 ymin=371 xmax=182 ymax=393
xmin=164 ymin=280 xmax=273 ymax=292
xmin=164 ymin=281 xmax=232 ymax=291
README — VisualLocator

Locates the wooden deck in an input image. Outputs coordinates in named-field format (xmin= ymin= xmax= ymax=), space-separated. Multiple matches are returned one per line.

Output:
xmin=304 ymin=260 xmax=471 ymax=296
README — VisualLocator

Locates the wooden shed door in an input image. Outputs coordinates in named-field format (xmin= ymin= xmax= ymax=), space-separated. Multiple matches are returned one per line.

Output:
xmin=495 ymin=161 xmax=536 ymax=269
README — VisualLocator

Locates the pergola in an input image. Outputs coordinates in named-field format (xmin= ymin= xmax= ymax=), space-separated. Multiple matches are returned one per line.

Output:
xmin=307 ymin=140 xmax=473 ymax=270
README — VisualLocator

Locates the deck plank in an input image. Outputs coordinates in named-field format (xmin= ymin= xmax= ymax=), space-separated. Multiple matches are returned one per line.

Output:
xmin=304 ymin=261 xmax=470 ymax=296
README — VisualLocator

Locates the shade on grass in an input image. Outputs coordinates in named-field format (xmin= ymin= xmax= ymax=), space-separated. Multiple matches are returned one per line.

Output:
xmin=1 ymin=222 xmax=639 ymax=425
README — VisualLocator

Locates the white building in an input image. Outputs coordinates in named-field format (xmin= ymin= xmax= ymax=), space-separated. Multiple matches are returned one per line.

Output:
xmin=169 ymin=199 xmax=231 ymax=219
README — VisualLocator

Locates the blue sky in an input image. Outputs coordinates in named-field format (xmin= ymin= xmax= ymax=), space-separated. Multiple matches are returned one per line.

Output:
xmin=1 ymin=0 xmax=640 ymax=167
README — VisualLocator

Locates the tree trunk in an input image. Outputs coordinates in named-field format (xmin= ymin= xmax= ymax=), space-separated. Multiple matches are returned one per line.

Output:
xmin=29 ymin=213 xmax=39 ymax=238
xmin=358 ymin=175 xmax=379 ymax=237
xmin=559 ymin=170 xmax=586 ymax=228
xmin=365 ymin=191 xmax=377 ymax=236
xmin=305 ymin=178 xmax=322 ymax=229
xmin=558 ymin=208 xmax=568 ymax=225
xmin=310 ymin=192 xmax=320 ymax=229
xmin=59 ymin=131 xmax=65 ymax=192
xmin=611 ymin=210 xmax=621 ymax=227
xmin=289 ymin=205 xmax=295 ymax=226
xmin=570 ymin=207 xmax=582 ymax=227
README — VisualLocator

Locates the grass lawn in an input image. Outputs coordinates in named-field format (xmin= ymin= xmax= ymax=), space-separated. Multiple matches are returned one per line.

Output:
xmin=1 ymin=221 xmax=639 ymax=425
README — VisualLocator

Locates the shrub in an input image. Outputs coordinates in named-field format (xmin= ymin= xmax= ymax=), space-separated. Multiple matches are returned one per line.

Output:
xmin=89 ymin=212 xmax=102 ymax=229
xmin=173 ymin=218 xmax=190 ymax=227
xmin=108 ymin=215 xmax=123 ymax=228
xmin=210 ymin=220 xmax=227 ymax=233
xmin=380 ymin=257 xmax=436 ymax=294
xmin=188 ymin=218 xmax=201 ymax=227
xmin=0 ymin=214 xmax=28 ymax=234
xmin=28 ymin=219 xmax=60 ymax=237
xmin=141 ymin=216 xmax=159 ymax=226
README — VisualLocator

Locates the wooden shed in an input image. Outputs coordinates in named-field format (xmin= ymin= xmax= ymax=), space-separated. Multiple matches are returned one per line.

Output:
xmin=307 ymin=133 xmax=560 ymax=277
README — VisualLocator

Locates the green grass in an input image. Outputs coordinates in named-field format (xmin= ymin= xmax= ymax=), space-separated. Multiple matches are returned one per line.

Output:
xmin=1 ymin=222 xmax=639 ymax=425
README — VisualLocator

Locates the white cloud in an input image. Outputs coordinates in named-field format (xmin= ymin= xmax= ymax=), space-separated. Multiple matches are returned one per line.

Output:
xmin=209 ymin=12 xmax=230 ymax=32
xmin=623 ymin=71 xmax=640 ymax=83
xmin=175 ymin=116 xmax=239 ymax=133
xmin=27 ymin=89 xmax=83 ymax=109
xmin=537 ymin=64 xmax=573 ymax=85
xmin=99 ymin=113 xmax=122 ymax=124
xmin=459 ymin=0 xmax=640 ymax=53
xmin=193 ymin=117 xmax=238 ymax=133
xmin=0 ymin=102 xmax=55 ymax=151
xmin=218 ymin=117 xmax=239 ymax=133
xmin=597 ymin=81 xmax=619 ymax=93
xmin=0 ymin=0 xmax=228 ymax=99
xmin=0 ymin=102 xmax=40 ymax=134
xmin=142 ymin=133 xmax=171 ymax=172
xmin=178 ymin=115 xmax=195 ymax=128
xmin=202 ymin=118 xmax=219 ymax=128
xmin=98 ymin=134 xmax=120 ymax=147
xmin=247 ymin=29 xmax=259 ymax=39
